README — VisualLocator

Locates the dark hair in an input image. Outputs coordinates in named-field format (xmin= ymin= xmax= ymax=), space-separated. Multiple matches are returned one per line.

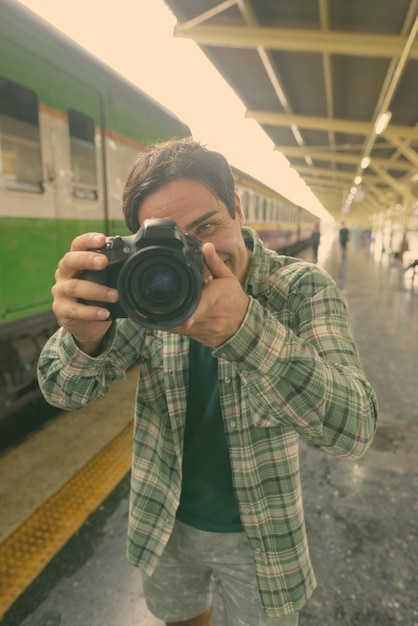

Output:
xmin=122 ymin=138 xmax=236 ymax=233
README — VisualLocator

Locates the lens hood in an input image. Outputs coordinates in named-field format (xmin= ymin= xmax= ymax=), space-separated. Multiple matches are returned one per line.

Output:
xmin=118 ymin=244 xmax=203 ymax=329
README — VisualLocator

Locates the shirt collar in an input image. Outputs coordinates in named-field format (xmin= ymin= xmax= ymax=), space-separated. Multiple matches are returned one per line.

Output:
xmin=242 ymin=227 xmax=273 ymax=298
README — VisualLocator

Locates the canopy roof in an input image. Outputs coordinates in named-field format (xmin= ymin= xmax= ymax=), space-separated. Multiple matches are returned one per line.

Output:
xmin=164 ymin=0 xmax=418 ymax=225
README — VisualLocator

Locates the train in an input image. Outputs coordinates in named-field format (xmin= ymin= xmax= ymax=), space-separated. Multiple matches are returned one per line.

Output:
xmin=233 ymin=168 xmax=317 ymax=254
xmin=0 ymin=0 xmax=317 ymax=421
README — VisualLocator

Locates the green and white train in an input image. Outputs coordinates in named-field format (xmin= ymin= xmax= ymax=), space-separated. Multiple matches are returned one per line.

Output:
xmin=0 ymin=0 xmax=316 ymax=419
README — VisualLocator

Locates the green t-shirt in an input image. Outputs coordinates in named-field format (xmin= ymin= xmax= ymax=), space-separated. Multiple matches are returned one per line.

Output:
xmin=176 ymin=340 xmax=243 ymax=532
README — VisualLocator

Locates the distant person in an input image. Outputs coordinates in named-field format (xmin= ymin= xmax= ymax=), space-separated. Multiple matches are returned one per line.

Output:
xmin=311 ymin=223 xmax=321 ymax=263
xmin=339 ymin=222 xmax=350 ymax=260
xmin=397 ymin=233 xmax=409 ymax=263
xmin=38 ymin=138 xmax=377 ymax=626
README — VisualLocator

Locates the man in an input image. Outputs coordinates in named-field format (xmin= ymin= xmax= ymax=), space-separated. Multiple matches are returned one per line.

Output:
xmin=339 ymin=222 xmax=350 ymax=260
xmin=311 ymin=223 xmax=321 ymax=263
xmin=38 ymin=139 xmax=378 ymax=626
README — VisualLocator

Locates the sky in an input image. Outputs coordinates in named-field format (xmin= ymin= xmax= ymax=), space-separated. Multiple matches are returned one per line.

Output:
xmin=18 ymin=0 xmax=331 ymax=220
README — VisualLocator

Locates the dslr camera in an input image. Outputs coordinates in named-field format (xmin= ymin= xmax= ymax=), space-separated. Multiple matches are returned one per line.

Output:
xmin=81 ymin=218 xmax=205 ymax=329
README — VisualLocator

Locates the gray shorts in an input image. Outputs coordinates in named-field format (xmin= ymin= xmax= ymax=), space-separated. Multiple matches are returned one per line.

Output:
xmin=141 ymin=520 xmax=299 ymax=626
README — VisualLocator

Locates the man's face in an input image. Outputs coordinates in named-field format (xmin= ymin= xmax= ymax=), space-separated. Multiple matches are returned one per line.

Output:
xmin=138 ymin=178 xmax=251 ymax=285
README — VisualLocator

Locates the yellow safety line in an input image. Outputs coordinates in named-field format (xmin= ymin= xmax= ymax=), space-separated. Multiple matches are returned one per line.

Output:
xmin=0 ymin=422 xmax=133 ymax=618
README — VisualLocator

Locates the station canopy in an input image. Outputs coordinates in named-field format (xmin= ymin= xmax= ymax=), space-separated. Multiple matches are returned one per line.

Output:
xmin=163 ymin=0 xmax=418 ymax=225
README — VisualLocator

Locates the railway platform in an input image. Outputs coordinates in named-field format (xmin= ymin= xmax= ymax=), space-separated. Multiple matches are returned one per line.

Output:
xmin=0 ymin=233 xmax=417 ymax=626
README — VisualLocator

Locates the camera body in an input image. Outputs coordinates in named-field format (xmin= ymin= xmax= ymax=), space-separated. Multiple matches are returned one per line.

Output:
xmin=80 ymin=218 xmax=205 ymax=329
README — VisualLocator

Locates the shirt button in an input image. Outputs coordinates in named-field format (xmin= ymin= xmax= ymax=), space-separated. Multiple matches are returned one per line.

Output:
xmin=230 ymin=421 xmax=236 ymax=428
xmin=168 ymin=369 xmax=174 ymax=376
xmin=223 ymin=377 xmax=231 ymax=383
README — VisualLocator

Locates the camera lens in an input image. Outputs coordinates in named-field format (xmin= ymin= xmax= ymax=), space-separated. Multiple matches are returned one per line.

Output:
xmin=118 ymin=246 xmax=202 ymax=329
xmin=143 ymin=265 xmax=177 ymax=301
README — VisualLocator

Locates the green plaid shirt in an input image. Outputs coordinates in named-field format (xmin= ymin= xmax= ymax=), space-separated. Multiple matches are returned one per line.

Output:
xmin=38 ymin=227 xmax=377 ymax=617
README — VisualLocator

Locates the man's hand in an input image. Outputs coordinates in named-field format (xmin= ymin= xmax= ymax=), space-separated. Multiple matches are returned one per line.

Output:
xmin=52 ymin=233 xmax=118 ymax=354
xmin=175 ymin=242 xmax=250 ymax=347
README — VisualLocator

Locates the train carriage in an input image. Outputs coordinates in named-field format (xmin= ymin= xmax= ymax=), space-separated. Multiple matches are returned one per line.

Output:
xmin=0 ymin=0 xmax=191 ymax=417
xmin=233 ymin=168 xmax=317 ymax=254
xmin=0 ymin=0 xmax=317 ymax=419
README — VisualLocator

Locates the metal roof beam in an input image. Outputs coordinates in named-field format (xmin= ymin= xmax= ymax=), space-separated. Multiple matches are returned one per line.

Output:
xmin=318 ymin=0 xmax=337 ymax=161
xmin=174 ymin=24 xmax=418 ymax=59
xmin=178 ymin=0 xmax=239 ymax=30
xmin=386 ymin=135 xmax=418 ymax=169
xmin=306 ymin=177 xmax=348 ymax=191
xmin=348 ymin=12 xmax=418 ymax=206
xmin=295 ymin=166 xmax=379 ymax=182
xmin=371 ymin=163 xmax=417 ymax=200
xmin=300 ymin=173 xmax=347 ymax=184
xmin=246 ymin=110 xmax=418 ymax=139
xmin=236 ymin=0 xmax=312 ymax=162
xmin=247 ymin=110 xmax=371 ymax=134
xmin=361 ymin=193 xmax=385 ymax=214
xmin=275 ymin=146 xmax=412 ymax=171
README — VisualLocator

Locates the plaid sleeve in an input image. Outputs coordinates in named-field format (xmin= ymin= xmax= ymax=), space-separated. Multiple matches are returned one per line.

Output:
xmin=37 ymin=320 xmax=143 ymax=410
xmin=215 ymin=264 xmax=378 ymax=459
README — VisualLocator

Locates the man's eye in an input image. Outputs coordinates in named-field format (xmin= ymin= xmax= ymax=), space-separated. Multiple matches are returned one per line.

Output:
xmin=196 ymin=223 xmax=214 ymax=234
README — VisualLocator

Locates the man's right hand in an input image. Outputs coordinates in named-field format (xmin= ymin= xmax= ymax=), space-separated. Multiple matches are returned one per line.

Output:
xmin=52 ymin=233 xmax=119 ymax=355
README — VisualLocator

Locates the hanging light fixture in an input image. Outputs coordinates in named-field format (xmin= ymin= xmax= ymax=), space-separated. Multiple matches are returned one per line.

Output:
xmin=374 ymin=111 xmax=392 ymax=135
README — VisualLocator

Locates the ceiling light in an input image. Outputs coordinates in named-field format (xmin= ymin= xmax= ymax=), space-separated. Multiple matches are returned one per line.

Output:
xmin=361 ymin=157 xmax=371 ymax=169
xmin=374 ymin=111 xmax=392 ymax=135
xmin=354 ymin=175 xmax=362 ymax=185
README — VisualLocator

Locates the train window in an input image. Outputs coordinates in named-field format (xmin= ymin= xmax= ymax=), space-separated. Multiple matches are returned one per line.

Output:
xmin=254 ymin=195 xmax=259 ymax=222
xmin=262 ymin=198 xmax=267 ymax=222
xmin=0 ymin=77 xmax=43 ymax=193
xmin=68 ymin=108 xmax=98 ymax=199
xmin=273 ymin=204 xmax=279 ymax=223
xmin=270 ymin=203 xmax=275 ymax=222
xmin=242 ymin=190 xmax=250 ymax=217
